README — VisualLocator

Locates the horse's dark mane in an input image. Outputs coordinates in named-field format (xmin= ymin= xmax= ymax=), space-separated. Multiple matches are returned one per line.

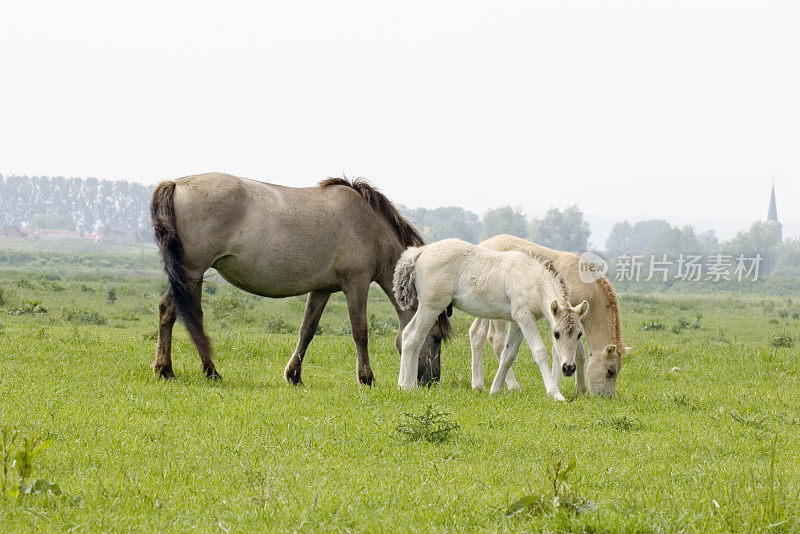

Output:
xmin=321 ymin=176 xmax=451 ymax=341
xmin=319 ymin=177 xmax=424 ymax=248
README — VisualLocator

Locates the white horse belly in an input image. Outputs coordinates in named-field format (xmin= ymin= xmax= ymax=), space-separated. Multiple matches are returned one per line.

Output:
xmin=451 ymin=292 xmax=511 ymax=320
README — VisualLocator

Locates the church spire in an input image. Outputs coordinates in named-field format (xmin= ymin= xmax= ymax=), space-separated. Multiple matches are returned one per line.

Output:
xmin=765 ymin=181 xmax=782 ymax=241
xmin=767 ymin=182 xmax=779 ymax=222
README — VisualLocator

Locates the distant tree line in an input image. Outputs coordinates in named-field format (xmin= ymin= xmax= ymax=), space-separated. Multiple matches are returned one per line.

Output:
xmin=0 ymin=174 xmax=151 ymax=234
xmin=405 ymin=205 xmax=796 ymax=276
xmin=404 ymin=204 xmax=592 ymax=253
xmin=2 ymin=173 xmax=797 ymax=276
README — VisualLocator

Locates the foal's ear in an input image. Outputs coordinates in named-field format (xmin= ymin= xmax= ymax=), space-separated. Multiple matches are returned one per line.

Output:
xmin=574 ymin=300 xmax=589 ymax=317
xmin=550 ymin=299 xmax=559 ymax=316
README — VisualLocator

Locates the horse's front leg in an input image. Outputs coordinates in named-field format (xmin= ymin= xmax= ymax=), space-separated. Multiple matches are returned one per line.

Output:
xmin=575 ymin=341 xmax=587 ymax=394
xmin=515 ymin=313 xmax=565 ymax=401
xmin=284 ymin=290 xmax=331 ymax=385
xmin=343 ymin=282 xmax=374 ymax=386
xmin=398 ymin=306 xmax=442 ymax=390
xmin=468 ymin=318 xmax=490 ymax=390
xmin=153 ymin=288 xmax=177 ymax=378
xmin=489 ymin=322 xmax=524 ymax=395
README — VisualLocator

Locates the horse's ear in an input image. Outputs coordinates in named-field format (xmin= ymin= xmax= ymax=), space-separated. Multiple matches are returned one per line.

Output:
xmin=574 ymin=300 xmax=589 ymax=317
xmin=622 ymin=346 xmax=631 ymax=356
xmin=550 ymin=299 xmax=559 ymax=316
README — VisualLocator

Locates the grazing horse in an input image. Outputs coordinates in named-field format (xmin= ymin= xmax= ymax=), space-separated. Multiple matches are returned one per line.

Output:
xmin=470 ymin=234 xmax=627 ymax=396
xmin=393 ymin=238 xmax=588 ymax=399
xmin=150 ymin=173 xmax=450 ymax=385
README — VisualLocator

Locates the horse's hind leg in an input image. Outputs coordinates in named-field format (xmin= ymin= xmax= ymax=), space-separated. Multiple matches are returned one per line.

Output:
xmin=183 ymin=278 xmax=219 ymax=379
xmin=343 ymin=281 xmax=374 ymax=386
xmin=153 ymin=289 xmax=177 ymax=378
xmin=284 ymin=290 xmax=331 ymax=385
xmin=398 ymin=306 xmax=442 ymax=390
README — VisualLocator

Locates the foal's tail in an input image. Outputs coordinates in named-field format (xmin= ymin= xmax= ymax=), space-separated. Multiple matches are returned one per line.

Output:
xmin=393 ymin=246 xmax=422 ymax=310
xmin=150 ymin=181 xmax=202 ymax=331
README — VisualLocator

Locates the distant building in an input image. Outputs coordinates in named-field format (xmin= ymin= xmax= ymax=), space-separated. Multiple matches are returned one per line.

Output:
xmin=765 ymin=183 xmax=782 ymax=241
xmin=30 ymin=229 xmax=83 ymax=240
xmin=0 ymin=227 xmax=25 ymax=238
xmin=100 ymin=226 xmax=140 ymax=243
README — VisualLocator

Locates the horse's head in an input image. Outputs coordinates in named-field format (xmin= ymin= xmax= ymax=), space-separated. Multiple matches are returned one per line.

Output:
xmin=586 ymin=344 xmax=625 ymax=396
xmin=549 ymin=299 xmax=589 ymax=377
xmin=395 ymin=309 xmax=452 ymax=385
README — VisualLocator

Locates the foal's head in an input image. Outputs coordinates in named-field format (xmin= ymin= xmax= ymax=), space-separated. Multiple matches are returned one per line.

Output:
xmin=549 ymin=299 xmax=589 ymax=377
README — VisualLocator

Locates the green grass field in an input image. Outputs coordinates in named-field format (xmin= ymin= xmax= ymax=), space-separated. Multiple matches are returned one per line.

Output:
xmin=1 ymin=255 xmax=799 ymax=532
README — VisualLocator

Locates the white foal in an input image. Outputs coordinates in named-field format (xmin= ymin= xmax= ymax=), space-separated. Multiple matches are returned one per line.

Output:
xmin=470 ymin=234 xmax=628 ymax=396
xmin=393 ymin=238 xmax=588 ymax=399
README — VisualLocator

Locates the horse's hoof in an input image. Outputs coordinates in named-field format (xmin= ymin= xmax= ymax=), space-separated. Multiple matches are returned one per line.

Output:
xmin=471 ymin=384 xmax=485 ymax=392
xmin=153 ymin=363 xmax=175 ymax=379
xmin=358 ymin=370 xmax=375 ymax=387
xmin=205 ymin=368 xmax=222 ymax=380
xmin=284 ymin=367 xmax=304 ymax=386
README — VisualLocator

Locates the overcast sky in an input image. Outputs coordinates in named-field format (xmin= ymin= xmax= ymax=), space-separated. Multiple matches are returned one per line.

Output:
xmin=1 ymin=0 xmax=798 ymax=245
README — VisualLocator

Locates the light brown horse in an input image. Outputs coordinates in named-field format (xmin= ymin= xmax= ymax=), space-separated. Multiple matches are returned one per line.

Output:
xmin=470 ymin=234 xmax=627 ymax=396
xmin=150 ymin=172 xmax=450 ymax=385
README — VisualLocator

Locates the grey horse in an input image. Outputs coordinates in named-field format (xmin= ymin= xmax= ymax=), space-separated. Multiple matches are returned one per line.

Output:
xmin=150 ymin=172 xmax=450 ymax=386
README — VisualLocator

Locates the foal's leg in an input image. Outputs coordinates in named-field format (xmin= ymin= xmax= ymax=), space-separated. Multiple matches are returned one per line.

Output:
xmin=343 ymin=282 xmax=374 ymax=386
xmin=551 ymin=347 xmax=563 ymax=390
xmin=398 ymin=306 xmax=442 ymax=390
xmin=575 ymin=342 xmax=587 ymax=394
xmin=488 ymin=320 xmax=520 ymax=390
xmin=489 ymin=322 xmax=524 ymax=395
xmin=469 ymin=318 xmax=490 ymax=390
xmin=515 ymin=313 xmax=565 ymax=401
xmin=284 ymin=290 xmax=331 ymax=385
xmin=153 ymin=288 xmax=177 ymax=378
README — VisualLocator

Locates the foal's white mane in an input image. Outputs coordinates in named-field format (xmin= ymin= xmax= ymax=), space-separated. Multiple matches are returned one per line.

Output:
xmin=526 ymin=251 xmax=580 ymax=335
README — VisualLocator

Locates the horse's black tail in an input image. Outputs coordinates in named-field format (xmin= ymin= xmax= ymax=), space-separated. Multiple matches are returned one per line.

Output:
xmin=150 ymin=181 xmax=205 ymax=343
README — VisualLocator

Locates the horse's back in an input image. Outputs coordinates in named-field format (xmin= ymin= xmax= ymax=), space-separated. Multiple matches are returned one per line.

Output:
xmin=168 ymin=173 xmax=397 ymax=296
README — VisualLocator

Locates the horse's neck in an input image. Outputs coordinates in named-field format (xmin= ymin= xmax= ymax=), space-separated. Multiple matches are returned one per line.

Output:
xmin=582 ymin=298 xmax=621 ymax=354
xmin=527 ymin=268 xmax=563 ymax=315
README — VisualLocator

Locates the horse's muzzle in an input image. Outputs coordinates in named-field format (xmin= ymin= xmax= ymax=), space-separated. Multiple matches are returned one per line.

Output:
xmin=562 ymin=363 xmax=576 ymax=376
